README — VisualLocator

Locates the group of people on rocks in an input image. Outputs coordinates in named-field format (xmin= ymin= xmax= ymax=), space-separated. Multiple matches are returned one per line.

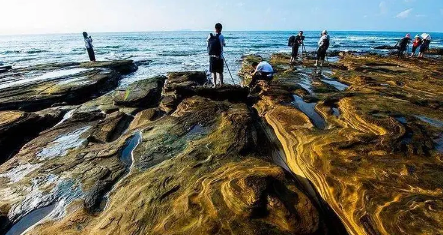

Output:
xmin=205 ymin=23 xmax=331 ymax=87
xmin=82 ymin=25 xmax=433 ymax=88
xmin=396 ymin=33 xmax=432 ymax=58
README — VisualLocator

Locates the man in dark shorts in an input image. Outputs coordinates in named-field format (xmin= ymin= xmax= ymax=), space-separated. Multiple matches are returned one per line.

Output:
xmin=315 ymin=30 xmax=330 ymax=70
xmin=207 ymin=23 xmax=226 ymax=86
xmin=289 ymin=31 xmax=304 ymax=63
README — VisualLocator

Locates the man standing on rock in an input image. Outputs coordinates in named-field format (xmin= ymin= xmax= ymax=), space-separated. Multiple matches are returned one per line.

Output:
xmin=207 ymin=23 xmax=226 ymax=86
xmin=396 ymin=34 xmax=411 ymax=59
xmin=288 ymin=31 xmax=305 ymax=64
xmin=315 ymin=30 xmax=330 ymax=71
xmin=83 ymin=32 xmax=96 ymax=62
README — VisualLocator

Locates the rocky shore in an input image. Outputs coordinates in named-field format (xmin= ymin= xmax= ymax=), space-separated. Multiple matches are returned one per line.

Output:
xmin=0 ymin=52 xmax=442 ymax=235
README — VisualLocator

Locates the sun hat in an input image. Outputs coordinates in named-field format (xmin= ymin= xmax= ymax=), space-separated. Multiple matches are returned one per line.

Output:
xmin=415 ymin=34 xmax=420 ymax=38
xmin=322 ymin=30 xmax=328 ymax=35
xmin=406 ymin=34 xmax=410 ymax=38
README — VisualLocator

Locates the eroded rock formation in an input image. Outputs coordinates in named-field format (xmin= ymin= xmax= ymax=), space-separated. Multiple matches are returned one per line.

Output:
xmin=245 ymin=53 xmax=443 ymax=234
xmin=0 ymin=61 xmax=137 ymax=111
xmin=0 ymin=65 xmax=329 ymax=235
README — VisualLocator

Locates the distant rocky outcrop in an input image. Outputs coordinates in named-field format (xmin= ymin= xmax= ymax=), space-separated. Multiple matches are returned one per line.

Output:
xmin=0 ymin=61 xmax=137 ymax=111
xmin=374 ymin=45 xmax=398 ymax=50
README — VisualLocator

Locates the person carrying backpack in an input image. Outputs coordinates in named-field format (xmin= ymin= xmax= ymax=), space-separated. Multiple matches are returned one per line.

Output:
xmin=419 ymin=33 xmax=431 ymax=58
xmin=396 ymin=34 xmax=411 ymax=58
xmin=83 ymin=32 xmax=96 ymax=62
xmin=315 ymin=30 xmax=330 ymax=69
xmin=288 ymin=31 xmax=305 ymax=64
xmin=207 ymin=23 xmax=226 ymax=86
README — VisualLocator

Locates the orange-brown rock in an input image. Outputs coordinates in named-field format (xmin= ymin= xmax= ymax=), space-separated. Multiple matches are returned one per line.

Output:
xmin=246 ymin=53 xmax=443 ymax=235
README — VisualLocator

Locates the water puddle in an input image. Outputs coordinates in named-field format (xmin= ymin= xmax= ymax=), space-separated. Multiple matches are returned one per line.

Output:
xmin=99 ymin=132 xmax=142 ymax=212
xmin=435 ymin=135 xmax=443 ymax=153
xmin=332 ymin=108 xmax=340 ymax=117
xmin=395 ymin=116 xmax=408 ymax=124
xmin=6 ymin=179 xmax=82 ymax=235
xmin=0 ymin=68 xmax=89 ymax=90
xmin=320 ymin=76 xmax=349 ymax=91
xmin=415 ymin=116 xmax=443 ymax=128
xmin=5 ymin=204 xmax=56 ymax=235
xmin=53 ymin=109 xmax=75 ymax=128
xmin=37 ymin=126 xmax=91 ymax=160
xmin=57 ymin=78 xmax=90 ymax=86
xmin=292 ymin=95 xmax=327 ymax=129
xmin=185 ymin=124 xmax=208 ymax=140
xmin=120 ymin=132 xmax=142 ymax=167
xmin=328 ymin=56 xmax=340 ymax=63
xmin=298 ymin=74 xmax=314 ymax=95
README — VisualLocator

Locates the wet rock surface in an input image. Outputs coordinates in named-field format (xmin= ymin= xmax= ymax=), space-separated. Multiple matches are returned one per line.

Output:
xmin=244 ymin=53 xmax=443 ymax=234
xmin=0 ymin=60 xmax=137 ymax=111
xmin=113 ymin=76 xmax=166 ymax=108
xmin=2 ymin=52 xmax=442 ymax=235
xmin=0 ymin=66 xmax=331 ymax=234
xmin=0 ymin=109 xmax=65 ymax=165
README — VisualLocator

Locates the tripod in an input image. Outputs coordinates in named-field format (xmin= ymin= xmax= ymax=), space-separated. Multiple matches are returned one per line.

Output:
xmin=300 ymin=41 xmax=307 ymax=60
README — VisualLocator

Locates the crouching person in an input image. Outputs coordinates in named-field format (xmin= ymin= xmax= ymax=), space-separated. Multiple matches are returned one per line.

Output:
xmin=249 ymin=61 xmax=274 ymax=87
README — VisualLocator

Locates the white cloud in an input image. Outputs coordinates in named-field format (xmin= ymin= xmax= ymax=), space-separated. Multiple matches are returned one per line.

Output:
xmin=236 ymin=2 xmax=244 ymax=7
xmin=396 ymin=8 xmax=413 ymax=18
xmin=415 ymin=14 xmax=426 ymax=18
xmin=379 ymin=1 xmax=388 ymax=14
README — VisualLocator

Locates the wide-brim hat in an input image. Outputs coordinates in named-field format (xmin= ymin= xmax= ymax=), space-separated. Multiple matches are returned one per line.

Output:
xmin=421 ymin=33 xmax=431 ymax=40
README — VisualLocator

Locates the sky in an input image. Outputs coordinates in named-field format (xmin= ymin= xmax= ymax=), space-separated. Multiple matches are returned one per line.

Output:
xmin=0 ymin=0 xmax=442 ymax=35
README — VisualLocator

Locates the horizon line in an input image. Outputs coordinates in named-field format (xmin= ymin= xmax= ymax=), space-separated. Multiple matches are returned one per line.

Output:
xmin=1 ymin=29 xmax=442 ymax=37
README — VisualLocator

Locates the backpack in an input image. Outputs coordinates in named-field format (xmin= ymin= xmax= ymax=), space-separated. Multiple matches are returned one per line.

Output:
xmin=321 ymin=37 xmax=330 ymax=50
xmin=208 ymin=33 xmax=222 ymax=56
xmin=288 ymin=36 xmax=296 ymax=47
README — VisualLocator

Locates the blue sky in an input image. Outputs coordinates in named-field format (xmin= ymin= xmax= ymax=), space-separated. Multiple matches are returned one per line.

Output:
xmin=0 ymin=0 xmax=442 ymax=35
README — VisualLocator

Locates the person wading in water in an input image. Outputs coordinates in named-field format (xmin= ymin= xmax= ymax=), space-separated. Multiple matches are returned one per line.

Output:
xmin=83 ymin=32 xmax=96 ymax=62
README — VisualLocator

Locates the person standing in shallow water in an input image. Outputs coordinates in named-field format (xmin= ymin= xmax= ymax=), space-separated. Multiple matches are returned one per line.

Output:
xmin=83 ymin=32 xmax=96 ymax=62
xmin=207 ymin=23 xmax=226 ymax=86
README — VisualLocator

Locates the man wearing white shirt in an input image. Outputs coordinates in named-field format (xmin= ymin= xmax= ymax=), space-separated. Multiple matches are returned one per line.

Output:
xmin=249 ymin=61 xmax=274 ymax=87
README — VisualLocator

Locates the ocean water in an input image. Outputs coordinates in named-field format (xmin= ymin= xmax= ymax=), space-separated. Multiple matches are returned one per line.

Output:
xmin=0 ymin=31 xmax=442 ymax=85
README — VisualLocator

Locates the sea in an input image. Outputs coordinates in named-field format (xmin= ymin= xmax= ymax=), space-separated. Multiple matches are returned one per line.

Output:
xmin=0 ymin=31 xmax=442 ymax=85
